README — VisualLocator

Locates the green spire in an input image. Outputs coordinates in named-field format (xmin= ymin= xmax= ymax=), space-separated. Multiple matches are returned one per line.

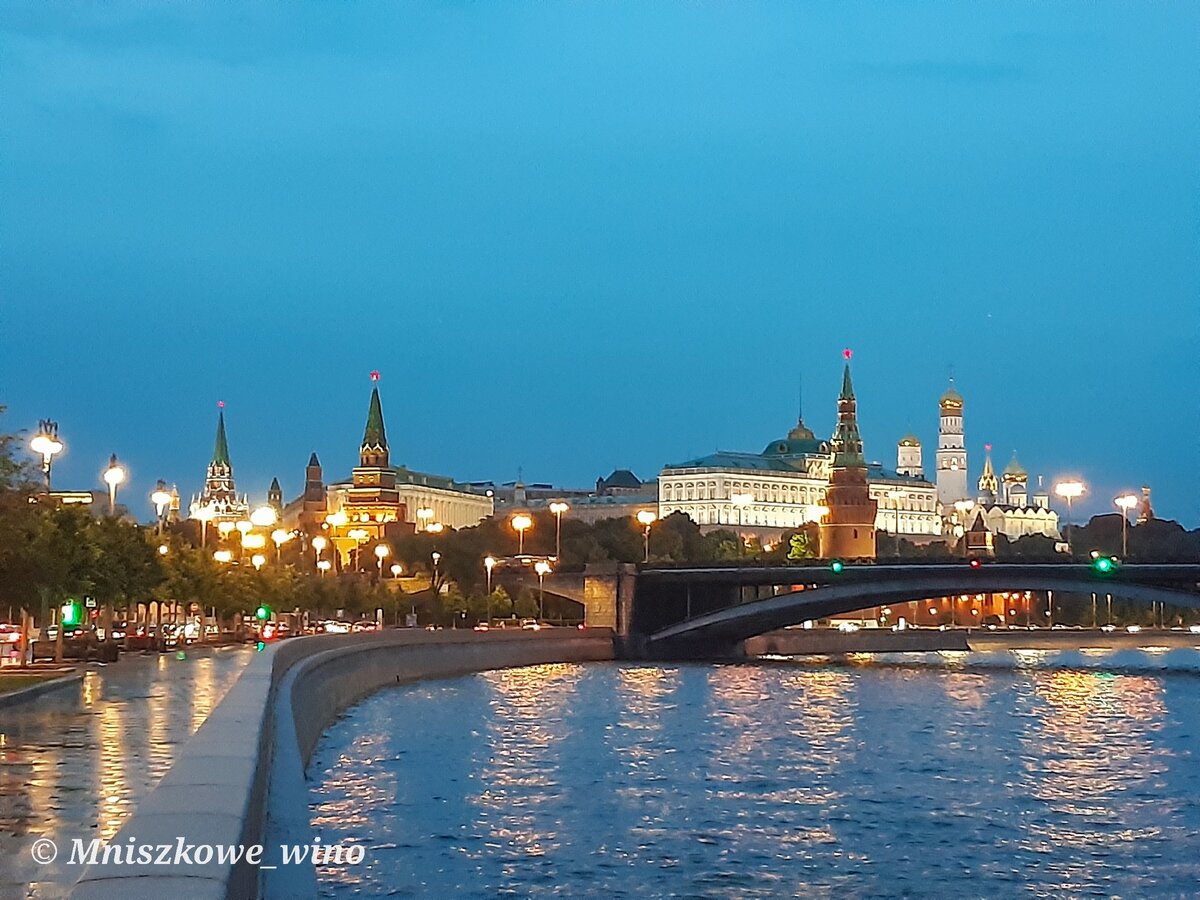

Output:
xmin=212 ymin=410 xmax=231 ymax=467
xmin=362 ymin=386 xmax=388 ymax=450
xmin=832 ymin=362 xmax=865 ymax=468
xmin=839 ymin=363 xmax=855 ymax=401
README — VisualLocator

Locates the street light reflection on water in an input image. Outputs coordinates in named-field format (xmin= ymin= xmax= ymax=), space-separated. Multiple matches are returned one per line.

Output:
xmin=310 ymin=652 xmax=1200 ymax=898
xmin=0 ymin=646 xmax=254 ymax=896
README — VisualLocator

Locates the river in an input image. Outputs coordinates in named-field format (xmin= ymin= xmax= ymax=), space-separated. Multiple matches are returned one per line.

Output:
xmin=309 ymin=650 xmax=1200 ymax=897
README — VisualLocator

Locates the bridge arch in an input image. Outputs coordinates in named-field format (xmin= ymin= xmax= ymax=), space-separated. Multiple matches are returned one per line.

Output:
xmin=644 ymin=565 xmax=1200 ymax=655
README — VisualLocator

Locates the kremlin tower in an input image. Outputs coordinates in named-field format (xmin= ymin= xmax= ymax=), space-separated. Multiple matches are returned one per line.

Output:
xmin=935 ymin=379 xmax=968 ymax=507
xmin=189 ymin=404 xmax=249 ymax=525
xmin=820 ymin=353 xmax=877 ymax=559
xmin=330 ymin=375 xmax=404 ymax=564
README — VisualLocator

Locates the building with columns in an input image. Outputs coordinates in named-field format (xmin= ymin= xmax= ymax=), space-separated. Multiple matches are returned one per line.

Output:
xmin=658 ymin=360 xmax=940 ymax=546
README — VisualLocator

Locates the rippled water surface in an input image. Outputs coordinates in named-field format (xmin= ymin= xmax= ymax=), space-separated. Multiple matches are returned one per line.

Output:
xmin=310 ymin=651 xmax=1200 ymax=898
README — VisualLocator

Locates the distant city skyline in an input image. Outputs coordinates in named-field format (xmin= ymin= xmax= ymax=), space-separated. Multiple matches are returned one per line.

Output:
xmin=2 ymin=363 xmax=1183 ymax=526
xmin=2 ymin=2 xmax=1196 ymax=524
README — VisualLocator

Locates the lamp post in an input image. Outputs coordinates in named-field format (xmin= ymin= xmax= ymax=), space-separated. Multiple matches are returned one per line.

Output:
xmin=731 ymin=491 xmax=753 ymax=555
xmin=636 ymin=510 xmax=657 ymax=564
xmin=511 ymin=514 xmax=532 ymax=555
xmin=534 ymin=560 xmax=552 ymax=621
xmin=271 ymin=529 xmax=291 ymax=563
xmin=887 ymin=489 xmax=905 ymax=557
xmin=953 ymin=499 xmax=974 ymax=557
xmin=484 ymin=555 xmax=496 ymax=624
xmin=1054 ymin=480 xmax=1085 ymax=554
xmin=374 ymin=543 xmax=390 ymax=578
xmin=151 ymin=481 xmax=172 ymax=534
xmin=317 ymin=559 xmax=331 ymax=576
xmin=312 ymin=535 xmax=328 ymax=572
xmin=1115 ymin=493 xmax=1138 ymax=557
xmin=251 ymin=554 xmax=266 ymax=571
xmin=102 ymin=454 xmax=126 ymax=516
xmin=192 ymin=503 xmax=215 ymax=548
xmin=416 ymin=507 xmax=434 ymax=532
xmin=347 ymin=528 xmax=369 ymax=570
xmin=431 ymin=551 xmax=442 ymax=596
xmin=250 ymin=506 xmax=277 ymax=529
xmin=390 ymin=563 xmax=402 ymax=579
xmin=30 ymin=420 xmax=63 ymax=491
xmin=549 ymin=502 xmax=569 ymax=560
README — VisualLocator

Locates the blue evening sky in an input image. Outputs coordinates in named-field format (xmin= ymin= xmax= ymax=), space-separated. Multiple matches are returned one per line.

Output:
xmin=2 ymin=3 xmax=1197 ymax=524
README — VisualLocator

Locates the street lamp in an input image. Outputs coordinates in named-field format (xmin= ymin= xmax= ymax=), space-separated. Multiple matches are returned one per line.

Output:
xmin=30 ymin=420 xmax=63 ymax=491
xmin=348 ymin=528 xmax=369 ymax=570
xmin=311 ymin=534 xmax=328 ymax=571
xmin=484 ymin=555 xmax=496 ymax=624
xmin=250 ymin=506 xmax=277 ymax=528
xmin=511 ymin=514 xmax=532 ymax=554
xmin=191 ymin=503 xmax=215 ymax=548
xmin=953 ymin=499 xmax=974 ymax=557
xmin=534 ymin=560 xmax=552 ymax=621
xmin=213 ymin=549 xmax=234 ymax=564
xmin=317 ymin=559 xmax=332 ymax=576
xmin=731 ymin=491 xmax=753 ymax=555
xmin=416 ymin=507 xmax=434 ymax=532
xmin=374 ymin=543 xmax=390 ymax=578
xmin=1054 ymin=480 xmax=1085 ymax=553
xmin=325 ymin=510 xmax=348 ymax=528
xmin=390 ymin=563 xmax=402 ymax=578
xmin=549 ymin=501 xmax=570 ymax=560
xmin=886 ymin=489 xmax=905 ymax=557
xmin=271 ymin=528 xmax=292 ymax=562
xmin=102 ymin=454 xmax=126 ymax=516
xmin=251 ymin=554 xmax=266 ymax=571
xmin=1115 ymin=493 xmax=1138 ymax=557
xmin=426 ymin=522 xmax=444 ymax=534
xmin=636 ymin=510 xmax=657 ymax=563
xmin=151 ymin=480 xmax=172 ymax=533
xmin=431 ymin=551 xmax=442 ymax=593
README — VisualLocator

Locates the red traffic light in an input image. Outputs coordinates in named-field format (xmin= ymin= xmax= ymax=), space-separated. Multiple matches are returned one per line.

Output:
xmin=968 ymin=558 xmax=982 ymax=569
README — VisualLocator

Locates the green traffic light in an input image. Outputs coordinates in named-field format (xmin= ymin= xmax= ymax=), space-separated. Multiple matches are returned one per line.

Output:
xmin=61 ymin=601 xmax=81 ymax=627
xmin=1092 ymin=556 xmax=1117 ymax=574
xmin=830 ymin=560 xmax=845 ymax=574
xmin=255 ymin=605 xmax=270 ymax=621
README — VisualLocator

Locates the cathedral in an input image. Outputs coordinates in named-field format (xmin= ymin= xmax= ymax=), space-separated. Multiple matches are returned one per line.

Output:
xmin=932 ymin=381 xmax=1060 ymax=546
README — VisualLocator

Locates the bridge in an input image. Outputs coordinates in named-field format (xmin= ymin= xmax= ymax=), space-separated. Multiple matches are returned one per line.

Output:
xmin=627 ymin=562 xmax=1200 ymax=658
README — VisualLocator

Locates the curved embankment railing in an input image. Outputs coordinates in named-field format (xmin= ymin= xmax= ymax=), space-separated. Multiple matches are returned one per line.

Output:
xmin=70 ymin=628 xmax=615 ymax=900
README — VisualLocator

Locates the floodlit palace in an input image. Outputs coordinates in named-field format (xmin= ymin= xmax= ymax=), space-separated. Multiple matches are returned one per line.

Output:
xmin=657 ymin=361 xmax=1059 ymax=549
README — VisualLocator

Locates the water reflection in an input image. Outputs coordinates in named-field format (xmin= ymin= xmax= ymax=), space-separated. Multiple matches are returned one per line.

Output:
xmin=311 ymin=654 xmax=1200 ymax=899
xmin=0 ymin=647 xmax=253 ymax=896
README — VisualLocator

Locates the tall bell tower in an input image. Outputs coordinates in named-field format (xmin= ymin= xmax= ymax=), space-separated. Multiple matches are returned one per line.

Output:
xmin=936 ymin=379 xmax=968 ymax=508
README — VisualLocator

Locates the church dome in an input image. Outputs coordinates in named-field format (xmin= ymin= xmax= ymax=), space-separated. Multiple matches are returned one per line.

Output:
xmin=898 ymin=432 xmax=921 ymax=447
xmin=1003 ymin=452 xmax=1027 ymax=479
xmin=940 ymin=381 xmax=963 ymax=410
xmin=764 ymin=418 xmax=827 ymax=457
xmin=787 ymin=418 xmax=816 ymax=442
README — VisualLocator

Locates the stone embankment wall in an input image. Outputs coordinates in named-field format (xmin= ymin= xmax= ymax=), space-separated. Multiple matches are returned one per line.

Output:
xmin=71 ymin=629 xmax=615 ymax=900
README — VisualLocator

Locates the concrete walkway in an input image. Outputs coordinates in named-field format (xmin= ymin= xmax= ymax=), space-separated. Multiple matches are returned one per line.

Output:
xmin=0 ymin=645 xmax=255 ymax=900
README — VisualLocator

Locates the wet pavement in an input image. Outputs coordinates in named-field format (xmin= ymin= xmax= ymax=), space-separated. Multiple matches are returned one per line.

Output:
xmin=0 ymin=645 xmax=254 ymax=899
